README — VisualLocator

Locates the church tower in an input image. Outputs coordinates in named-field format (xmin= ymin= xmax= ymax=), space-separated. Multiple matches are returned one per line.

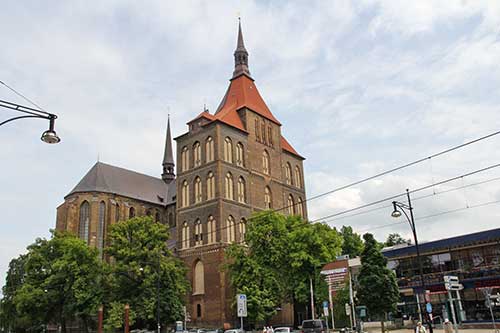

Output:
xmin=175 ymin=21 xmax=307 ymax=327
xmin=162 ymin=116 xmax=175 ymax=183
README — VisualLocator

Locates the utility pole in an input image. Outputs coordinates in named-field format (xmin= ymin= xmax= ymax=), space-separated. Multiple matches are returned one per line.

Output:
xmin=310 ymin=276 xmax=316 ymax=320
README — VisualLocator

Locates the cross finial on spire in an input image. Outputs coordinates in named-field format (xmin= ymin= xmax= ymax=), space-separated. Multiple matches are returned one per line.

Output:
xmin=233 ymin=18 xmax=251 ymax=78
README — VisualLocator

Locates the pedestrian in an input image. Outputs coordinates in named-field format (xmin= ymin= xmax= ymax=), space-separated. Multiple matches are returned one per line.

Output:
xmin=443 ymin=319 xmax=453 ymax=333
xmin=270 ymin=327 xmax=274 ymax=333
xmin=262 ymin=326 xmax=267 ymax=333
xmin=415 ymin=321 xmax=427 ymax=333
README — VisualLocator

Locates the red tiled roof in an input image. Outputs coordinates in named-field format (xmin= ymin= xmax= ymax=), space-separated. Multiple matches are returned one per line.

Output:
xmin=188 ymin=111 xmax=215 ymax=123
xmin=215 ymin=74 xmax=281 ymax=126
xmin=281 ymin=136 xmax=304 ymax=159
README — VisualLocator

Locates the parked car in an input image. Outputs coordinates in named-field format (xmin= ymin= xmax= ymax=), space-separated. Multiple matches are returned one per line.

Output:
xmin=224 ymin=329 xmax=244 ymax=333
xmin=274 ymin=327 xmax=292 ymax=333
xmin=301 ymin=320 xmax=327 ymax=333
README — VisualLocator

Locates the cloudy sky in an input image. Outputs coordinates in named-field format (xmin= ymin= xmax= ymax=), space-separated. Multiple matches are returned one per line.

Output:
xmin=2 ymin=1 xmax=500 ymax=285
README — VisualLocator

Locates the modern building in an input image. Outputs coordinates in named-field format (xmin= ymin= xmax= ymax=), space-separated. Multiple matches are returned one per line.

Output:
xmin=382 ymin=228 xmax=500 ymax=324
xmin=55 ymin=21 xmax=307 ymax=328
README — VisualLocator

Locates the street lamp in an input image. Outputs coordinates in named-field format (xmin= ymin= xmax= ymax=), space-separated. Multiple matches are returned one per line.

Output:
xmin=0 ymin=99 xmax=60 ymax=143
xmin=140 ymin=255 xmax=161 ymax=333
xmin=391 ymin=189 xmax=433 ymax=333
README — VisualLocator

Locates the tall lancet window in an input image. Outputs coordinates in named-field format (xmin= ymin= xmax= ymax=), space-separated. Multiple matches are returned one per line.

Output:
xmin=207 ymin=172 xmax=215 ymax=200
xmin=194 ymin=177 xmax=202 ymax=204
xmin=295 ymin=166 xmax=302 ymax=189
xmin=181 ymin=146 xmax=189 ymax=171
xmin=236 ymin=142 xmax=244 ymax=167
xmin=226 ymin=215 xmax=236 ymax=243
xmin=182 ymin=180 xmax=190 ymax=207
xmin=207 ymin=216 xmax=216 ymax=244
xmin=193 ymin=142 xmax=201 ymax=167
xmin=262 ymin=150 xmax=270 ymax=175
xmin=237 ymin=177 xmax=246 ymax=203
xmin=182 ymin=222 xmax=189 ymax=249
xmin=287 ymin=195 xmax=295 ymax=216
xmin=194 ymin=219 xmax=203 ymax=246
xmin=206 ymin=136 xmax=214 ymax=162
xmin=225 ymin=172 xmax=234 ymax=200
xmin=79 ymin=201 xmax=90 ymax=244
xmin=224 ymin=137 xmax=233 ymax=163
xmin=264 ymin=186 xmax=272 ymax=209
xmin=297 ymin=197 xmax=304 ymax=218
xmin=98 ymin=201 xmax=106 ymax=257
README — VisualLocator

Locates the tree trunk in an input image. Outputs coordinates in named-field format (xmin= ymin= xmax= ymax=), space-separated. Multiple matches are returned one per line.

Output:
xmin=380 ymin=319 xmax=385 ymax=333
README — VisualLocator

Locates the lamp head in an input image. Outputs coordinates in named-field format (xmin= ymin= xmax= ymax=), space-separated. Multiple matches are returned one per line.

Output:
xmin=40 ymin=116 xmax=61 ymax=144
xmin=391 ymin=202 xmax=402 ymax=218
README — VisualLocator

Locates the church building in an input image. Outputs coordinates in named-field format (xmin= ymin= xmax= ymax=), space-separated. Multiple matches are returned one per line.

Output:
xmin=55 ymin=22 xmax=307 ymax=327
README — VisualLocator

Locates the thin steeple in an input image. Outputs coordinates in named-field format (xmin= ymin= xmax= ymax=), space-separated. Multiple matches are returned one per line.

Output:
xmin=162 ymin=115 xmax=175 ymax=183
xmin=232 ymin=18 xmax=251 ymax=78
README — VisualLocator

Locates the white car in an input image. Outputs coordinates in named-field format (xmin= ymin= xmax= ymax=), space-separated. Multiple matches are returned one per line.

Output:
xmin=274 ymin=327 xmax=292 ymax=333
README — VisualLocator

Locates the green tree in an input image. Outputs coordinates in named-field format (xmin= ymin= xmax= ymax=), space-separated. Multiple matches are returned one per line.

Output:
xmin=357 ymin=233 xmax=399 ymax=333
xmin=340 ymin=226 xmax=364 ymax=258
xmin=332 ymin=286 xmax=350 ymax=329
xmin=105 ymin=216 xmax=189 ymax=330
xmin=0 ymin=231 xmax=103 ymax=332
xmin=385 ymin=233 xmax=410 ymax=247
xmin=225 ymin=212 xmax=343 ymax=323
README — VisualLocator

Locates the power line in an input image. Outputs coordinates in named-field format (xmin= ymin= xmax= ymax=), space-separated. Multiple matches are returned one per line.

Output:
xmin=291 ymin=128 xmax=500 ymax=213
xmin=320 ymin=175 xmax=500 ymax=224
xmin=357 ymin=199 xmax=500 ymax=234
xmin=310 ymin=162 xmax=500 ymax=223
xmin=0 ymin=80 xmax=46 ymax=111
xmin=177 ymin=162 xmax=500 ymax=246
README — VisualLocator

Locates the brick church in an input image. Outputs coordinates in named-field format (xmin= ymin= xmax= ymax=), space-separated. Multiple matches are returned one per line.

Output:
xmin=55 ymin=22 xmax=308 ymax=327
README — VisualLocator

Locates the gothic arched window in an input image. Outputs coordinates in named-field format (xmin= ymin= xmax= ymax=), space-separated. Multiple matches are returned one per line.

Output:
xmin=206 ymin=136 xmax=214 ymax=162
xmin=224 ymin=137 xmax=233 ymax=163
xmin=182 ymin=180 xmax=189 ymax=207
xmin=207 ymin=172 xmax=215 ymax=200
xmin=181 ymin=146 xmax=189 ymax=172
xmin=194 ymin=177 xmax=202 ymax=204
xmin=168 ymin=212 xmax=174 ymax=227
xmin=297 ymin=197 xmax=304 ymax=217
xmin=182 ymin=222 xmax=189 ymax=249
xmin=207 ymin=215 xmax=216 ymax=244
xmin=237 ymin=177 xmax=246 ymax=203
xmin=287 ymin=194 xmax=295 ymax=216
xmin=193 ymin=260 xmax=205 ymax=294
xmin=295 ymin=166 xmax=302 ymax=189
xmin=264 ymin=186 xmax=272 ymax=209
xmin=79 ymin=201 xmax=90 ymax=244
xmin=129 ymin=207 xmax=135 ymax=218
xmin=285 ymin=162 xmax=292 ymax=185
xmin=226 ymin=215 xmax=236 ymax=243
xmin=236 ymin=142 xmax=244 ymax=167
xmin=239 ymin=218 xmax=247 ymax=242
xmin=98 ymin=201 xmax=106 ymax=257
xmin=262 ymin=150 xmax=270 ymax=175
xmin=115 ymin=203 xmax=120 ymax=222
xmin=225 ymin=172 xmax=234 ymax=200
xmin=194 ymin=219 xmax=203 ymax=246
xmin=193 ymin=141 xmax=201 ymax=167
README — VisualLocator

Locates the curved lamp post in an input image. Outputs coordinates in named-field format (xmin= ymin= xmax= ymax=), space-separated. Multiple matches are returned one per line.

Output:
xmin=391 ymin=189 xmax=433 ymax=333
xmin=0 ymin=99 xmax=60 ymax=143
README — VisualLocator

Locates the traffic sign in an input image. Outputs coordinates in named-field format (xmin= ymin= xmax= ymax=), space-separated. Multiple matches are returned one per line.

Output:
xmin=345 ymin=303 xmax=351 ymax=316
xmin=322 ymin=301 xmax=329 ymax=317
xmin=426 ymin=303 xmax=432 ymax=314
xmin=237 ymin=294 xmax=247 ymax=317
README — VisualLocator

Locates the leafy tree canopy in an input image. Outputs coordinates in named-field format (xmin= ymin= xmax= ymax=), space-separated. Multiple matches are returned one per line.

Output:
xmin=339 ymin=226 xmax=364 ymax=258
xmin=105 ymin=216 xmax=189 ymax=330
xmin=226 ymin=212 xmax=342 ymax=323
xmin=385 ymin=233 xmax=410 ymax=247
xmin=357 ymin=233 xmax=399 ymax=332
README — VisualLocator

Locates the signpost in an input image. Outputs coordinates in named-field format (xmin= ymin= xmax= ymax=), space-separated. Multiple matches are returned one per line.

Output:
xmin=444 ymin=276 xmax=461 ymax=333
xmin=237 ymin=294 xmax=247 ymax=331
xmin=483 ymin=289 xmax=499 ymax=333
xmin=323 ymin=301 xmax=330 ymax=333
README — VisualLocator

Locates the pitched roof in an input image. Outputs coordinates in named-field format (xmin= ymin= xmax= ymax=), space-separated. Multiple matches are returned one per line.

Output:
xmin=67 ymin=162 xmax=176 ymax=205
xmin=281 ymin=135 xmax=304 ymax=159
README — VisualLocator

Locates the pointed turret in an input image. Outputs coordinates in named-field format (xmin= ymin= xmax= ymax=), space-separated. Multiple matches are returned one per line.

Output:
xmin=162 ymin=115 xmax=175 ymax=183
xmin=232 ymin=19 xmax=251 ymax=79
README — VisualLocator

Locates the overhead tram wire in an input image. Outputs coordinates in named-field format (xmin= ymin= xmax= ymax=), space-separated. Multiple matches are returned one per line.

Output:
xmin=357 ymin=198 xmax=500 ymax=234
xmin=0 ymin=80 xmax=46 ymax=111
xmin=179 ymin=162 xmax=500 ymax=245
xmin=321 ymin=175 xmax=500 ymax=224
xmin=310 ymin=162 xmax=500 ymax=223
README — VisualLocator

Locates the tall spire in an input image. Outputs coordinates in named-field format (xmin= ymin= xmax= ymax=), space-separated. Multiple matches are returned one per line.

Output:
xmin=232 ymin=18 xmax=251 ymax=79
xmin=162 ymin=115 xmax=175 ymax=183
